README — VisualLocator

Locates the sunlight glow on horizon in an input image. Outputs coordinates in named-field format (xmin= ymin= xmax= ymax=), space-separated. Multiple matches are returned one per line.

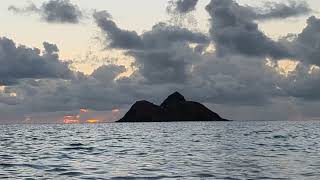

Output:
xmin=63 ymin=115 xmax=80 ymax=124
xmin=61 ymin=108 xmax=114 ymax=124
xmin=86 ymin=119 xmax=100 ymax=123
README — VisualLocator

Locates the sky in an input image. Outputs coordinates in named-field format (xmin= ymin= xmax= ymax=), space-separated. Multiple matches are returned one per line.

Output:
xmin=1 ymin=0 xmax=320 ymax=123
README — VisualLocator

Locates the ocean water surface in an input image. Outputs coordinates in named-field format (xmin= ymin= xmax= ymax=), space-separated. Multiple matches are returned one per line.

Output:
xmin=1 ymin=121 xmax=320 ymax=179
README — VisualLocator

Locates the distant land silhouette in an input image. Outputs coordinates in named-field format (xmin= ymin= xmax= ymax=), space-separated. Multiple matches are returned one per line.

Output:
xmin=117 ymin=92 xmax=229 ymax=122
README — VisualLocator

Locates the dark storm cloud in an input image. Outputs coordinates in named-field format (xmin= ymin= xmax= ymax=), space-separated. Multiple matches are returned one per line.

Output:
xmin=128 ymin=44 xmax=198 ymax=84
xmin=93 ymin=10 xmax=209 ymax=83
xmin=0 ymin=37 xmax=73 ymax=85
xmin=93 ymin=11 xmax=209 ymax=50
xmin=203 ymin=0 xmax=311 ymax=22
xmin=257 ymin=1 xmax=311 ymax=20
xmin=92 ymin=8 xmax=282 ymax=105
xmin=9 ymin=0 xmax=83 ymax=24
xmin=281 ymin=16 xmax=320 ymax=66
xmin=141 ymin=22 xmax=209 ymax=48
xmin=41 ymin=0 xmax=83 ymax=23
xmin=184 ymin=54 xmax=286 ymax=106
xmin=167 ymin=0 xmax=199 ymax=14
xmin=2 ymin=65 xmax=133 ymax=112
xmin=64 ymin=7 xmax=320 ymax=116
xmin=280 ymin=63 xmax=320 ymax=100
xmin=0 ymin=92 xmax=20 ymax=106
xmin=133 ymin=23 xmax=208 ymax=83
xmin=0 ymin=53 xmax=300 ymax=117
xmin=205 ymin=0 xmax=293 ymax=58
xmin=93 ymin=11 xmax=143 ymax=49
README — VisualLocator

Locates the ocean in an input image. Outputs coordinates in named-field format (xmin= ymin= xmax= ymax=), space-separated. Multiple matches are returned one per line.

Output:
xmin=1 ymin=121 xmax=320 ymax=179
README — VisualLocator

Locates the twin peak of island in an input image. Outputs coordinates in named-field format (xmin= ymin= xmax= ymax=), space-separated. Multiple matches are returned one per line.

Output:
xmin=117 ymin=92 xmax=229 ymax=122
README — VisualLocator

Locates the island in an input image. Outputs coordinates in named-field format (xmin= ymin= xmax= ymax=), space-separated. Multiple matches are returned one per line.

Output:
xmin=117 ymin=92 xmax=229 ymax=122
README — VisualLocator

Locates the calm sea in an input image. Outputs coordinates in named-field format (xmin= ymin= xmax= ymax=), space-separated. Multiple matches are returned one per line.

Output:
xmin=1 ymin=121 xmax=320 ymax=179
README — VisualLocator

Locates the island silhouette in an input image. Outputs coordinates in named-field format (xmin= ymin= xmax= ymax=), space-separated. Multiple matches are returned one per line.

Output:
xmin=117 ymin=92 xmax=229 ymax=122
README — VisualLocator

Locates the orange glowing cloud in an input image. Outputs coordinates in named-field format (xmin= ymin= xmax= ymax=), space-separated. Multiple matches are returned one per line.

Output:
xmin=63 ymin=115 xmax=80 ymax=124
xmin=112 ymin=108 xmax=120 ymax=113
xmin=80 ymin=108 xmax=89 ymax=113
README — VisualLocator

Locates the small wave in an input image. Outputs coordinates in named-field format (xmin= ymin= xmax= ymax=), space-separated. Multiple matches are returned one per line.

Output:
xmin=0 ymin=163 xmax=14 ymax=168
xmin=273 ymin=135 xmax=288 ymax=139
xmin=59 ymin=172 xmax=84 ymax=177
xmin=110 ymin=175 xmax=184 ymax=180
xmin=0 ymin=154 xmax=14 ymax=160
xmin=69 ymin=143 xmax=85 ymax=146
xmin=63 ymin=147 xmax=95 ymax=151
xmin=0 ymin=163 xmax=45 ymax=170
xmin=46 ymin=168 xmax=68 ymax=172
xmin=194 ymin=173 xmax=216 ymax=178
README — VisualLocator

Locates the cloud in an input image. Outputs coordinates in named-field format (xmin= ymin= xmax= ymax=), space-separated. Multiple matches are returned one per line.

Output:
xmin=280 ymin=63 xmax=320 ymax=100
xmin=0 ymin=93 xmax=20 ymax=106
xmin=257 ymin=1 xmax=311 ymax=20
xmin=0 ymin=37 xmax=73 ymax=85
xmin=91 ymin=64 xmax=126 ymax=83
xmin=1 ymin=48 xmax=278 ymax=113
xmin=205 ymin=0 xmax=293 ymax=58
xmin=8 ymin=3 xmax=39 ymax=14
xmin=186 ymin=55 xmax=283 ymax=106
xmin=93 ymin=8 xmax=282 ymax=105
xmin=43 ymin=42 xmax=59 ymax=54
xmin=9 ymin=0 xmax=83 ymax=24
xmin=0 ymin=65 xmax=133 ymax=113
xmin=131 ymin=23 xmax=209 ymax=84
xmin=90 ymin=6 xmax=312 ymax=109
xmin=90 ymin=6 xmax=320 ymax=110
xmin=93 ymin=11 xmax=209 ymax=50
xmin=281 ymin=16 xmax=320 ymax=66
xmin=141 ymin=22 xmax=209 ymax=48
xmin=128 ymin=44 xmax=197 ymax=84
xmin=167 ymin=0 xmax=199 ymax=14
xmin=93 ymin=11 xmax=143 ymax=49
xmin=93 ymin=10 xmax=209 ymax=83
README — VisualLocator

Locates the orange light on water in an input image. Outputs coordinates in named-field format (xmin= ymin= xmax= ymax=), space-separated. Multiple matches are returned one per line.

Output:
xmin=86 ymin=119 xmax=99 ymax=123
xmin=64 ymin=119 xmax=80 ymax=124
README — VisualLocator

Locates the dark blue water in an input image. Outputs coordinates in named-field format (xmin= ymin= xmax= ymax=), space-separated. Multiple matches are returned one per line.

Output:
xmin=1 ymin=121 xmax=320 ymax=179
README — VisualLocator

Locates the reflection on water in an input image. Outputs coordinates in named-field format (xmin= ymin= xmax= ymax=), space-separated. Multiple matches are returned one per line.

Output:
xmin=1 ymin=121 xmax=320 ymax=179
